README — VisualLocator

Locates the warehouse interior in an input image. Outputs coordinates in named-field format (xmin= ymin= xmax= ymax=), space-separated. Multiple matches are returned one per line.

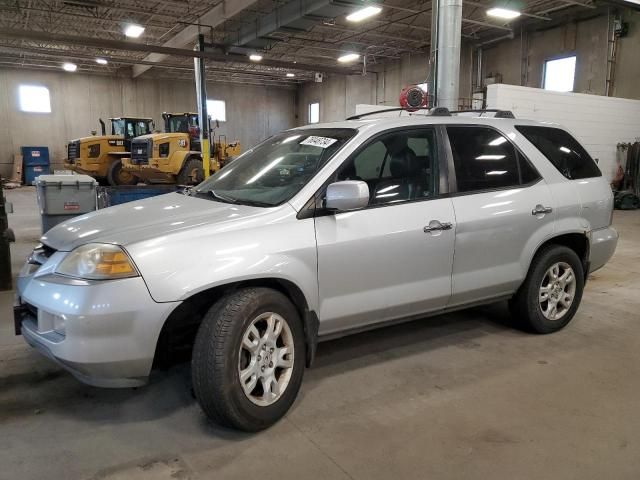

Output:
xmin=1 ymin=0 xmax=640 ymax=479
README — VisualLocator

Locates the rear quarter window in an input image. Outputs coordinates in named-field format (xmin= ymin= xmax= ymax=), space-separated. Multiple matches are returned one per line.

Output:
xmin=515 ymin=126 xmax=601 ymax=180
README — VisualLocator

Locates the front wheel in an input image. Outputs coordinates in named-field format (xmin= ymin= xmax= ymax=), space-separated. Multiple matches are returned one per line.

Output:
xmin=107 ymin=159 xmax=138 ymax=186
xmin=192 ymin=288 xmax=305 ymax=431
xmin=176 ymin=158 xmax=204 ymax=185
xmin=509 ymin=245 xmax=584 ymax=334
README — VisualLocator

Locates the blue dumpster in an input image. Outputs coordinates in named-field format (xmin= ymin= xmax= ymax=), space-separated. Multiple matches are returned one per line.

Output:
xmin=21 ymin=146 xmax=50 ymax=184
xmin=96 ymin=185 xmax=180 ymax=209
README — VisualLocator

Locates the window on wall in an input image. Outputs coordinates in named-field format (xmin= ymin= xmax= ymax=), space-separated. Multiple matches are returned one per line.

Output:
xmin=19 ymin=85 xmax=51 ymax=113
xmin=207 ymin=99 xmax=226 ymax=121
xmin=543 ymin=56 xmax=576 ymax=92
xmin=309 ymin=102 xmax=320 ymax=124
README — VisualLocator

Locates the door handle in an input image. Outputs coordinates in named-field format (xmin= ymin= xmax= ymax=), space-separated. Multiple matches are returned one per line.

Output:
xmin=423 ymin=220 xmax=453 ymax=233
xmin=531 ymin=205 xmax=553 ymax=216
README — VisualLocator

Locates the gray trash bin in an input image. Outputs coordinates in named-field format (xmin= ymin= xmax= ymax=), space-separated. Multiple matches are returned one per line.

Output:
xmin=35 ymin=174 xmax=98 ymax=233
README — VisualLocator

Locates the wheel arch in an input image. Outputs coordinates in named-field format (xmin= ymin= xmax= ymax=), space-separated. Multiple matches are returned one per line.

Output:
xmin=528 ymin=232 xmax=590 ymax=280
xmin=153 ymin=277 xmax=319 ymax=370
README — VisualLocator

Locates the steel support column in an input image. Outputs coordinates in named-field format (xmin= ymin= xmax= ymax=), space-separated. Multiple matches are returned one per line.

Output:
xmin=194 ymin=34 xmax=211 ymax=179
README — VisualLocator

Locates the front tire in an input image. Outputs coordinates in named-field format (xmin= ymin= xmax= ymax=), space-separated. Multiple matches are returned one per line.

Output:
xmin=192 ymin=288 xmax=305 ymax=432
xmin=509 ymin=245 xmax=584 ymax=334
xmin=176 ymin=158 xmax=204 ymax=185
xmin=107 ymin=159 xmax=137 ymax=186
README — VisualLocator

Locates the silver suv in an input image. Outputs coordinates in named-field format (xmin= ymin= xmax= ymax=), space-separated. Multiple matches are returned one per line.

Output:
xmin=15 ymin=109 xmax=618 ymax=431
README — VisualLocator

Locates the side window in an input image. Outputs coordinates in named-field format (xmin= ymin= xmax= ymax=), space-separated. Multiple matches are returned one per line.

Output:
xmin=336 ymin=129 xmax=436 ymax=206
xmin=126 ymin=122 xmax=135 ymax=138
xmin=515 ymin=126 xmax=601 ymax=179
xmin=447 ymin=126 xmax=539 ymax=193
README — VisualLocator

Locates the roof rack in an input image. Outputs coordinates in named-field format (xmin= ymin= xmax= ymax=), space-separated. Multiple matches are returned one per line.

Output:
xmin=346 ymin=107 xmax=515 ymax=120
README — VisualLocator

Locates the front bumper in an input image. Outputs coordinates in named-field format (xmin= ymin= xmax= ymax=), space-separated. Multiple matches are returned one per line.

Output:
xmin=588 ymin=226 xmax=618 ymax=273
xmin=16 ymin=265 xmax=179 ymax=388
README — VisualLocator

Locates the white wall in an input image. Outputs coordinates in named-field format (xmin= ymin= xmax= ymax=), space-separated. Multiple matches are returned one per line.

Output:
xmin=487 ymin=84 xmax=640 ymax=180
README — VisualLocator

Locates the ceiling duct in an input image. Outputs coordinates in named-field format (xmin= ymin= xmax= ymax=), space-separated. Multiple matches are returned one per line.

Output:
xmin=225 ymin=0 xmax=357 ymax=52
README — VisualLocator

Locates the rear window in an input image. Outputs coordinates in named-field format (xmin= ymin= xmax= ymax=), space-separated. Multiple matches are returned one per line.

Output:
xmin=515 ymin=126 xmax=601 ymax=180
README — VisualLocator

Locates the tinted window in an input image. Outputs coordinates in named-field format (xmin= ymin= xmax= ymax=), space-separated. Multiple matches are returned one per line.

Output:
xmin=516 ymin=126 xmax=601 ymax=179
xmin=336 ymin=129 xmax=436 ymax=205
xmin=447 ymin=126 xmax=540 ymax=193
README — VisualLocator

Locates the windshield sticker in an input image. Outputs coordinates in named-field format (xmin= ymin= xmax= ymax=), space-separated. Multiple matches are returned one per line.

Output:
xmin=300 ymin=136 xmax=338 ymax=148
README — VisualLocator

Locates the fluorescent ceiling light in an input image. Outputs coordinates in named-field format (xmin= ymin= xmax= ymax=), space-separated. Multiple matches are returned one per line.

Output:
xmin=487 ymin=170 xmax=508 ymax=175
xmin=124 ymin=24 xmax=145 ymax=38
xmin=62 ymin=62 xmax=77 ymax=72
xmin=286 ymin=73 xmax=295 ymax=77
xmin=338 ymin=53 xmax=360 ymax=63
xmin=346 ymin=5 xmax=382 ymax=22
xmin=487 ymin=7 xmax=521 ymax=19
xmin=95 ymin=58 xmax=108 ymax=65
xmin=559 ymin=146 xmax=571 ymax=153
xmin=249 ymin=54 xmax=263 ymax=61
xmin=476 ymin=154 xmax=506 ymax=160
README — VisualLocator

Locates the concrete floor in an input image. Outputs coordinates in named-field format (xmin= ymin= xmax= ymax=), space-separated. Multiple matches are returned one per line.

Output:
xmin=1 ymin=186 xmax=639 ymax=480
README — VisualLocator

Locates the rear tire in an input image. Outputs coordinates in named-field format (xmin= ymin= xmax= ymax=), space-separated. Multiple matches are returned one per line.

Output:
xmin=107 ymin=159 xmax=137 ymax=186
xmin=509 ymin=245 xmax=584 ymax=334
xmin=176 ymin=158 xmax=204 ymax=185
xmin=192 ymin=288 xmax=305 ymax=432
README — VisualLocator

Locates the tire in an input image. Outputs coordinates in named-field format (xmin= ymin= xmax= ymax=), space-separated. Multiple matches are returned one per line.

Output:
xmin=107 ymin=159 xmax=137 ymax=186
xmin=176 ymin=158 xmax=204 ymax=185
xmin=192 ymin=288 xmax=305 ymax=432
xmin=509 ymin=245 xmax=584 ymax=334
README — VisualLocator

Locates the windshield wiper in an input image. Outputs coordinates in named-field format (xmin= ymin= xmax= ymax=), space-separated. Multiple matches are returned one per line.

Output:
xmin=195 ymin=189 xmax=239 ymax=204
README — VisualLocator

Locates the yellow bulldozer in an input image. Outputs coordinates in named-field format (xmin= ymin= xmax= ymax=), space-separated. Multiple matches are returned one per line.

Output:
xmin=123 ymin=112 xmax=240 ymax=185
xmin=65 ymin=117 xmax=155 ymax=185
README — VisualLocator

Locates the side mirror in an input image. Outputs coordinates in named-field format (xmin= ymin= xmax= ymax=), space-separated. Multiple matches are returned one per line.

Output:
xmin=325 ymin=180 xmax=369 ymax=211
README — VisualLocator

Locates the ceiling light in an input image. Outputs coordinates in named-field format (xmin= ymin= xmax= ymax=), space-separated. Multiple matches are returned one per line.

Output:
xmin=476 ymin=154 xmax=506 ymax=160
xmin=338 ymin=53 xmax=360 ymax=63
xmin=286 ymin=73 xmax=295 ymax=78
xmin=62 ymin=62 xmax=77 ymax=72
xmin=486 ymin=7 xmax=521 ymax=19
xmin=124 ymin=24 xmax=145 ymax=38
xmin=95 ymin=58 xmax=108 ymax=65
xmin=249 ymin=54 xmax=263 ymax=61
xmin=346 ymin=5 xmax=382 ymax=22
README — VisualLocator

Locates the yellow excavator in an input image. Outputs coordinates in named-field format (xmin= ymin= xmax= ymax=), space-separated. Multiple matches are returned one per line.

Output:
xmin=65 ymin=117 xmax=155 ymax=185
xmin=122 ymin=112 xmax=240 ymax=185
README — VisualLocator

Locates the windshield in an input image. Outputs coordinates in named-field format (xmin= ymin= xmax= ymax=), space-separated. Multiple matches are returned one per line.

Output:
xmin=194 ymin=128 xmax=356 ymax=207
xmin=168 ymin=115 xmax=197 ymax=133
xmin=111 ymin=119 xmax=125 ymax=136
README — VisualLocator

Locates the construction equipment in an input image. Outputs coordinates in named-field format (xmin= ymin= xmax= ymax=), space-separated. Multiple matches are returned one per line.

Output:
xmin=123 ymin=112 xmax=240 ymax=185
xmin=65 ymin=117 xmax=154 ymax=186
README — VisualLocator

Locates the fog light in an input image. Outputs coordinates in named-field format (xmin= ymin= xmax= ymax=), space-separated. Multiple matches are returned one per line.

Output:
xmin=53 ymin=314 xmax=66 ymax=335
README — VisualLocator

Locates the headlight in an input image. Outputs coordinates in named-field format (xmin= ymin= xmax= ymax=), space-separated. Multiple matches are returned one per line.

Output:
xmin=55 ymin=244 xmax=138 ymax=280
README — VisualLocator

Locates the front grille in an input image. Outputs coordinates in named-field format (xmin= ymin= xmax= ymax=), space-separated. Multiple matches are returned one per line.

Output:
xmin=130 ymin=139 xmax=151 ymax=165
xmin=67 ymin=141 xmax=80 ymax=161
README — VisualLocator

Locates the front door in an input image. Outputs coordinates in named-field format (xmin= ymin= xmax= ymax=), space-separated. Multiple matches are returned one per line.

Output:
xmin=314 ymin=127 xmax=456 ymax=336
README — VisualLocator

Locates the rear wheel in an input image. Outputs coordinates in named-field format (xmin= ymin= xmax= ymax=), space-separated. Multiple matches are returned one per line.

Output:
xmin=176 ymin=158 xmax=204 ymax=185
xmin=107 ymin=159 xmax=137 ymax=186
xmin=509 ymin=245 xmax=584 ymax=333
xmin=192 ymin=288 xmax=305 ymax=431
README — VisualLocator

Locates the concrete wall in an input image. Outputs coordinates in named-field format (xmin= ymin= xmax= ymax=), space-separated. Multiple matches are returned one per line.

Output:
xmin=0 ymin=68 xmax=296 ymax=177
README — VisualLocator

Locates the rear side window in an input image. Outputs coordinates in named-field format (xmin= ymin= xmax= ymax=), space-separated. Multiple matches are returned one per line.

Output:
xmin=447 ymin=126 xmax=540 ymax=193
xmin=515 ymin=126 xmax=601 ymax=179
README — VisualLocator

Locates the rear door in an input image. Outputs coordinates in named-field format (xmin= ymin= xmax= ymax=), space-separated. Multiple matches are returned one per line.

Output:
xmin=446 ymin=125 xmax=556 ymax=307
xmin=315 ymin=127 xmax=456 ymax=336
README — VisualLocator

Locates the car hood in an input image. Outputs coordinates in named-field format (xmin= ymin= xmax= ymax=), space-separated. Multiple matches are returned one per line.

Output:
xmin=41 ymin=192 xmax=284 ymax=251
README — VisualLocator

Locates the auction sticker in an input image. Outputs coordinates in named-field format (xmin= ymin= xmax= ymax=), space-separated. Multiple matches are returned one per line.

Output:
xmin=300 ymin=136 xmax=338 ymax=148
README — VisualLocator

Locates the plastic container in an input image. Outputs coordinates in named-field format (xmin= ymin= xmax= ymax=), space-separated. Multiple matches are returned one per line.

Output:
xmin=21 ymin=146 xmax=50 ymax=184
xmin=96 ymin=185 xmax=179 ymax=209
xmin=35 ymin=174 xmax=97 ymax=233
